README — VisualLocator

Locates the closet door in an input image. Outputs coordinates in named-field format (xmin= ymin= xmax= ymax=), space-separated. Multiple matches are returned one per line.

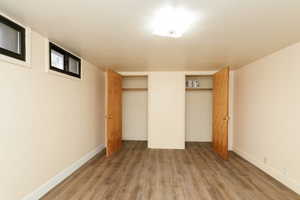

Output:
xmin=213 ymin=67 xmax=229 ymax=160
xmin=106 ymin=69 xmax=122 ymax=156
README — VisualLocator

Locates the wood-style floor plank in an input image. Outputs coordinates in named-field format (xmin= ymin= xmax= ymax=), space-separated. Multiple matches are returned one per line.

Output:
xmin=42 ymin=141 xmax=300 ymax=200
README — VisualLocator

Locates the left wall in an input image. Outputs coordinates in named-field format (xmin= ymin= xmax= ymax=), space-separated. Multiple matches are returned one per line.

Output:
xmin=0 ymin=29 xmax=105 ymax=199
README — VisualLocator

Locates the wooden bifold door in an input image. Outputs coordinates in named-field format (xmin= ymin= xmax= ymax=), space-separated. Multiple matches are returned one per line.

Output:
xmin=105 ymin=70 xmax=122 ymax=156
xmin=213 ymin=67 xmax=230 ymax=160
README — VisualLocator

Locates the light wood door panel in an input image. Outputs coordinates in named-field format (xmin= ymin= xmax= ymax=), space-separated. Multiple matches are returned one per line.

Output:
xmin=106 ymin=70 xmax=122 ymax=156
xmin=213 ymin=67 xmax=229 ymax=160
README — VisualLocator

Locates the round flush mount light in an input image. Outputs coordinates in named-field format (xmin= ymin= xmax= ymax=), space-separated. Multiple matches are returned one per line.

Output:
xmin=152 ymin=6 xmax=196 ymax=38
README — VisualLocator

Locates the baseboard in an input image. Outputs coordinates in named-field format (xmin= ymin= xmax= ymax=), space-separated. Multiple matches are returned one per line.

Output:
xmin=22 ymin=144 xmax=105 ymax=200
xmin=233 ymin=146 xmax=300 ymax=195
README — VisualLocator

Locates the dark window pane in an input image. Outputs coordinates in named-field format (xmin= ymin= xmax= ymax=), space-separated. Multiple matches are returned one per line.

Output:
xmin=0 ymin=22 xmax=21 ymax=54
xmin=69 ymin=57 xmax=79 ymax=74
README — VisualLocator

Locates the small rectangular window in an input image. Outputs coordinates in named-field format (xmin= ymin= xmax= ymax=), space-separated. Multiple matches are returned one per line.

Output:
xmin=49 ymin=42 xmax=81 ymax=78
xmin=0 ymin=15 xmax=26 ymax=61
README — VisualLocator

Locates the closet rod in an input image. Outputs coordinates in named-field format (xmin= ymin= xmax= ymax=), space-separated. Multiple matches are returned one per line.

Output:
xmin=122 ymin=88 xmax=148 ymax=91
xmin=186 ymin=88 xmax=213 ymax=91
xmin=185 ymin=75 xmax=213 ymax=78
xmin=122 ymin=75 xmax=148 ymax=78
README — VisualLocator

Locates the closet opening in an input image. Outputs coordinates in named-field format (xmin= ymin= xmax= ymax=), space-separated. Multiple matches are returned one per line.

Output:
xmin=122 ymin=75 xmax=148 ymax=142
xmin=185 ymin=75 xmax=213 ymax=144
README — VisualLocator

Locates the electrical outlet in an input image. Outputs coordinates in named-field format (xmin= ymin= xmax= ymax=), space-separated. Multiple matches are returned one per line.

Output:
xmin=263 ymin=157 xmax=268 ymax=164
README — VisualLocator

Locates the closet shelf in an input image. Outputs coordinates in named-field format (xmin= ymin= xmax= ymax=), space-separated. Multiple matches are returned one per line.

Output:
xmin=186 ymin=88 xmax=213 ymax=91
xmin=122 ymin=75 xmax=148 ymax=78
xmin=122 ymin=88 xmax=148 ymax=91
xmin=185 ymin=75 xmax=213 ymax=78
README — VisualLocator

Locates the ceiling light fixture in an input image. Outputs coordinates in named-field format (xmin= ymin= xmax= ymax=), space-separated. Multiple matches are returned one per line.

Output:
xmin=152 ymin=6 xmax=196 ymax=38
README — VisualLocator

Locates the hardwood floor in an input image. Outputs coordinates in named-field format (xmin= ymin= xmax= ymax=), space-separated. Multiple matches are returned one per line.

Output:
xmin=42 ymin=141 xmax=300 ymax=200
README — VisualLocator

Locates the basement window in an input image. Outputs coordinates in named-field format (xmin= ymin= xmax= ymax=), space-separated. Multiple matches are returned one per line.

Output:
xmin=0 ymin=15 xmax=26 ymax=61
xmin=49 ymin=42 xmax=81 ymax=78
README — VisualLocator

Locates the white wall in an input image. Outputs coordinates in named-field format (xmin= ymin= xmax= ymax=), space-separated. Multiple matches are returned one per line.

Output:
xmin=122 ymin=76 xmax=148 ymax=140
xmin=148 ymin=72 xmax=185 ymax=149
xmin=122 ymin=76 xmax=147 ymax=88
xmin=186 ymin=91 xmax=212 ymax=142
xmin=233 ymin=42 xmax=300 ymax=194
xmin=0 ymin=31 xmax=105 ymax=200
xmin=122 ymin=91 xmax=148 ymax=140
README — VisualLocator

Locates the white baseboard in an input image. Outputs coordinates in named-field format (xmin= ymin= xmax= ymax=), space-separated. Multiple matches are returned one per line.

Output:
xmin=233 ymin=146 xmax=300 ymax=195
xmin=22 ymin=144 xmax=105 ymax=200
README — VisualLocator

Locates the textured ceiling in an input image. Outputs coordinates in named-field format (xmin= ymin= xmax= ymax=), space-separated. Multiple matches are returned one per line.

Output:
xmin=1 ymin=0 xmax=300 ymax=71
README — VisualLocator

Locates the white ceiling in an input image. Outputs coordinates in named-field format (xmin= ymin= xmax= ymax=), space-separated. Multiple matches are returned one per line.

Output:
xmin=1 ymin=0 xmax=300 ymax=71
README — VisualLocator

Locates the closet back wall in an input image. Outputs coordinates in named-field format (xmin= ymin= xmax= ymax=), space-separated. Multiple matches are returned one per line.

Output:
xmin=186 ymin=91 xmax=212 ymax=142
xmin=122 ymin=77 xmax=148 ymax=140
xmin=185 ymin=76 xmax=213 ymax=142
